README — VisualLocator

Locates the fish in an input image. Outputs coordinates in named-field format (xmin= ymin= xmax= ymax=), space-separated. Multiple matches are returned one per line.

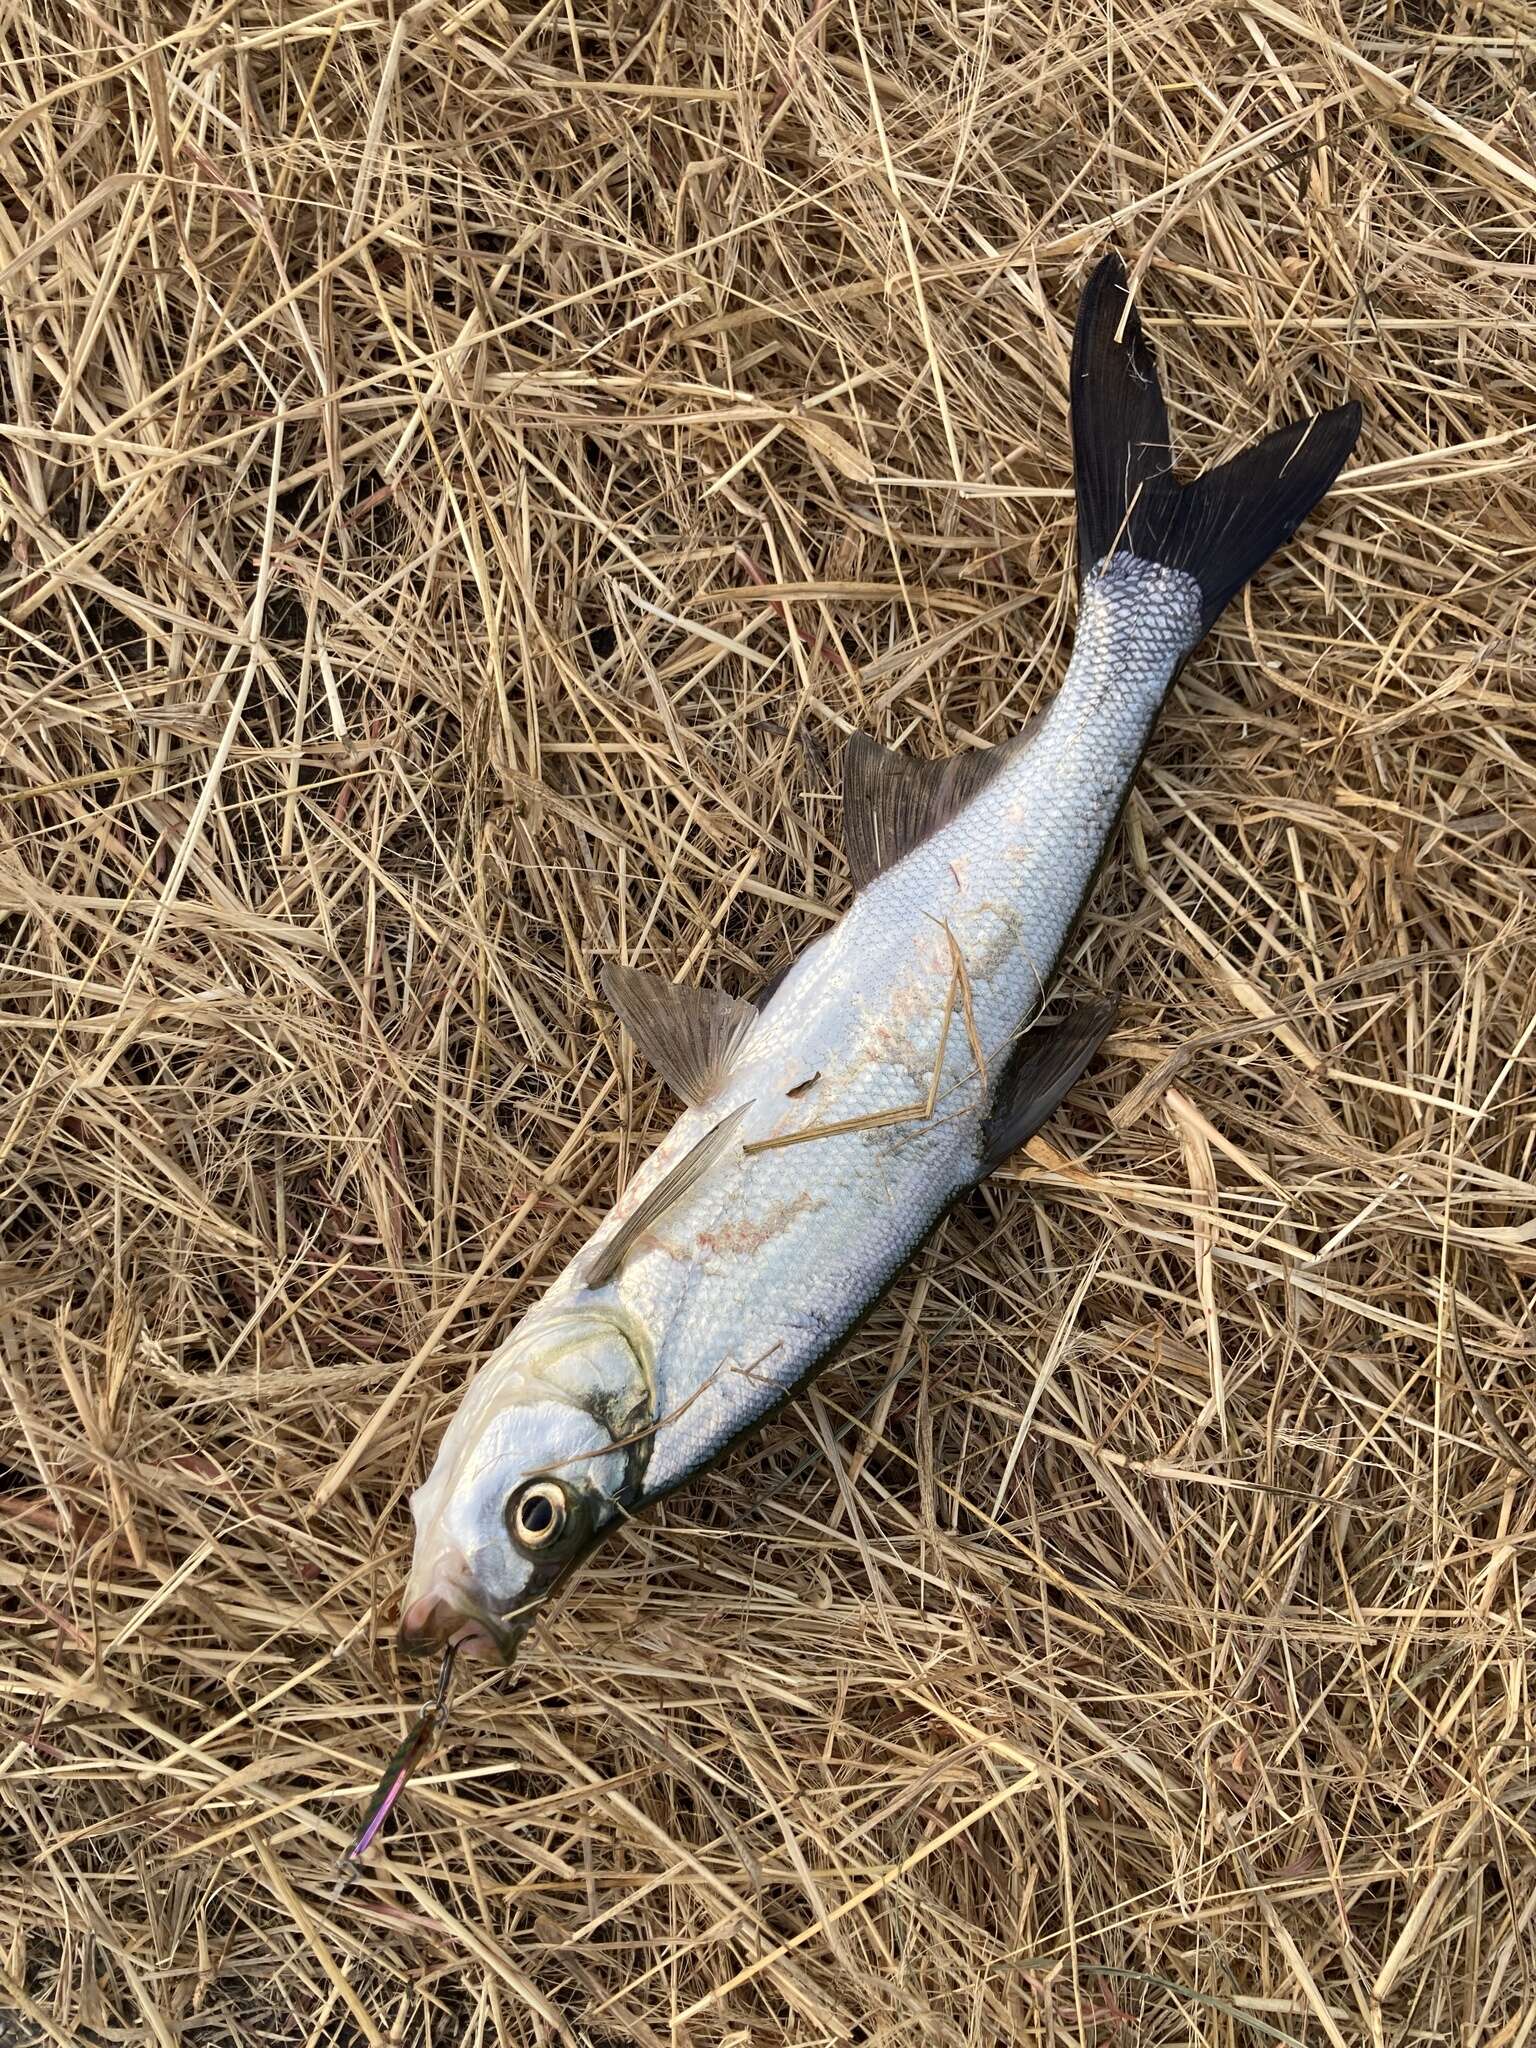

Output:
xmin=398 ymin=253 xmax=1360 ymax=1666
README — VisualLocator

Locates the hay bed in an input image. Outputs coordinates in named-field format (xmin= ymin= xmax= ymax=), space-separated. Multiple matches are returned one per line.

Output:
xmin=2 ymin=0 xmax=1535 ymax=2041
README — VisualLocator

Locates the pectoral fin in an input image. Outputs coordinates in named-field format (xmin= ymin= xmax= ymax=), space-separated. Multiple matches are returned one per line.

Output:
xmin=977 ymin=998 xmax=1118 ymax=1174
xmin=587 ymin=1103 xmax=750 ymax=1288
xmin=602 ymin=962 xmax=757 ymax=1106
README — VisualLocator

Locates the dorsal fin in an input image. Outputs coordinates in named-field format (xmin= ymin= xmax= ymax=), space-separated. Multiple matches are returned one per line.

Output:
xmin=843 ymin=731 xmax=1026 ymax=889
xmin=977 ymin=998 xmax=1118 ymax=1175
xmin=602 ymin=962 xmax=757 ymax=1106
xmin=587 ymin=1103 xmax=749 ymax=1289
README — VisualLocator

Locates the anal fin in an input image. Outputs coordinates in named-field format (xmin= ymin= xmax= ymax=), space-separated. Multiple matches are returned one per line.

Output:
xmin=602 ymin=962 xmax=757 ymax=1106
xmin=977 ymin=998 xmax=1118 ymax=1175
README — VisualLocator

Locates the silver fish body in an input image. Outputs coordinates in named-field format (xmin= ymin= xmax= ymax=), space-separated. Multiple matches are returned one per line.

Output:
xmin=399 ymin=257 xmax=1359 ymax=1662
xmin=549 ymin=557 xmax=1199 ymax=1496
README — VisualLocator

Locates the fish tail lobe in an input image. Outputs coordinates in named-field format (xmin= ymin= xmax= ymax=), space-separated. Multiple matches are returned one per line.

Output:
xmin=1071 ymin=253 xmax=1360 ymax=639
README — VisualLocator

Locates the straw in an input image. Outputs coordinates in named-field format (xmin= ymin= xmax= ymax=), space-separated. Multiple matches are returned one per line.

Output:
xmin=2 ymin=0 xmax=1534 ymax=2038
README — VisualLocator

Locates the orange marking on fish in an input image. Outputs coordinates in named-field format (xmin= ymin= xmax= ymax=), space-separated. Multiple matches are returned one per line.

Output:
xmin=697 ymin=1192 xmax=814 ymax=1258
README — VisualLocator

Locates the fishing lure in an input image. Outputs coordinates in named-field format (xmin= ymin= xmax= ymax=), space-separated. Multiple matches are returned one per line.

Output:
xmin=338 ymin=1643 xmax=458 ymax=1874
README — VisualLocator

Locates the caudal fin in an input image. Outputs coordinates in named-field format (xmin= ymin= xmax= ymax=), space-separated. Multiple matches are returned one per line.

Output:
xmin=1071 ymin=253 xmax=1360 ymax=637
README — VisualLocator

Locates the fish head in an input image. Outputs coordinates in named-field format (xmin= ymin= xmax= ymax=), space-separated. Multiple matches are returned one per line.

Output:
xmin=400 ymin=1304 xmax=653 ymax=1664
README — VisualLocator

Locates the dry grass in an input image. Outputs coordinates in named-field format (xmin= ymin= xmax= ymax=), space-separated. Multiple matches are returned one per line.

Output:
xmin=2 ymin=0 xmax=1535 ymax=2041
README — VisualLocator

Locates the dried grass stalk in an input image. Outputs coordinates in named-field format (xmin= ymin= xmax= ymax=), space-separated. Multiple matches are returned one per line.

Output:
xmin=2 ymin=0 xmax=1534 ymax=2040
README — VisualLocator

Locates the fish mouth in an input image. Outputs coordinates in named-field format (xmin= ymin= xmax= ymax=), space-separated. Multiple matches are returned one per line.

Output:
xmin=398 ymin=1591 xmax=526 ymax=1665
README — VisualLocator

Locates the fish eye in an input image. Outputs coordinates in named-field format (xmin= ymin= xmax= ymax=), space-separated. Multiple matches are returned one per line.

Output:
xmin=508 ymin=1479 xmax=569 ymax=1552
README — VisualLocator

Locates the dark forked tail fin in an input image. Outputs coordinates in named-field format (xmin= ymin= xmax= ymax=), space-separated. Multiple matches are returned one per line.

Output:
xmin=1070 ymin=253 xmax=1360 ymax=637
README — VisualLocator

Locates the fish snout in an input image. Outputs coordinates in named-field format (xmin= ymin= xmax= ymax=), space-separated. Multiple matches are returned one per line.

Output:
xmin=399 ymin=1590 xmax=464 ymax=1654
xmin=398 ymin=1572 xmax=525 ymax=1664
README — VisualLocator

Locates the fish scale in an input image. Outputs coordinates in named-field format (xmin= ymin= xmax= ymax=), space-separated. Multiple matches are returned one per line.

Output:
xmin=570 ymin=555 xmax=1204 ymax=1496
xmin=395 ymin=254 xmax=1360 ymax=1669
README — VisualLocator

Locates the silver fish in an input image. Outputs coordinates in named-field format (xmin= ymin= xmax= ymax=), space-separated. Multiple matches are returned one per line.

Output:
xmin=399 ymin=255 xmax=1359 ymax=1664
